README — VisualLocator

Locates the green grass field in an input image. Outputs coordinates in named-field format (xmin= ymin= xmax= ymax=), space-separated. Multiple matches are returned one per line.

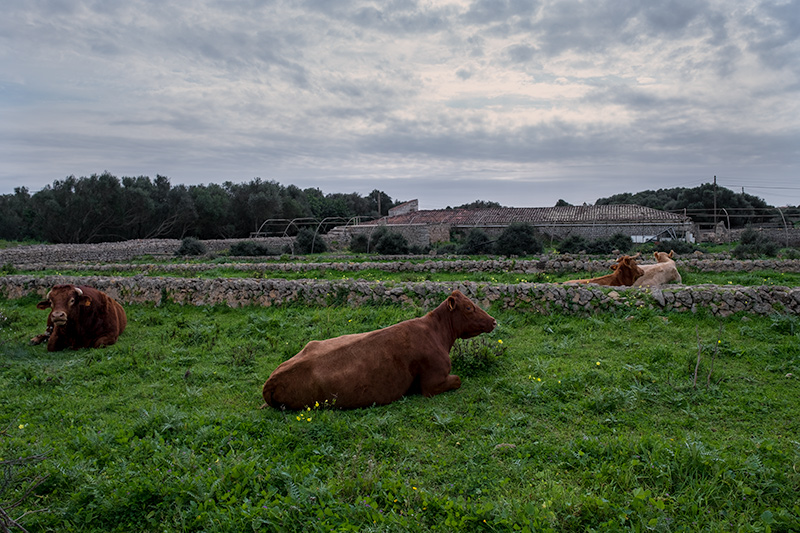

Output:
xmin=1 ymin=294 xmax=799 ymax=532
xmin=6 ymin=263 xmax=800 ymax=288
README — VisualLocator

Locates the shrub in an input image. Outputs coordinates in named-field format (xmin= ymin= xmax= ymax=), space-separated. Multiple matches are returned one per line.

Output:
xmin=639 ymin=240 xmax=698 ymax=255
xmin=348 ymin=234 xmax=370 ymax=253
xmin=732 ymin=228 xmax=779 ymax=258
xmin=433 ymin=242 xmax=458 ymax=255
xmin=458 ymin=229 xmax=493 ymax=255
xmin=295 ymin=228 xmax=327 ymax=254
xmin=607 ymin=233 xmax=633 ymax=253
xmin=779 ymin=247 xmax=800 ymax=259
xmin=558 ymin=235 xmax=589 ymax=254
xmin=493 ymin=223 xmax=543 ymax=256
xmin=229 ymin=241 xmax=276 ymax=256
xmin=175 ymin=237 xmax=207 ymax=256
xmin=450 ymin=337 xmax=505 ymax=377
xmin=375 ymin=231 xmax=410 ymax=255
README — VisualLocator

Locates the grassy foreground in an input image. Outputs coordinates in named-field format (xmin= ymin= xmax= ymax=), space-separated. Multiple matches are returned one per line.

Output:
xmin=1 ymin=296 xmax=799 ymax=532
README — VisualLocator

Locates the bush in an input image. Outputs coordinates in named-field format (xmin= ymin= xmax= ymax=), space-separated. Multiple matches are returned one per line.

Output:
xmin=732 ymin=228 xmax=779 ymax=258
xmin=558 ymin=235 xmax=589 ymax=254
xmin=493 ymin=223 xmax=543 ymax=256
xmin=348 ymin=234 xmax=370 ymax=253
xmin=458 ymin=229 xmax=493 ymax=255
xmin=295 ymin=228 xmax=327 ymax=254
xmin=450 ymin=337 xmax=505 ymax=377
xmin=607 ymin=233 xmax=633 ymax=253
xmin=229 ymin=241 xmax=276 ymax=256
xmin=433 ymin=242 xmax=458 ymax=255
xmin=642 ymin=240 xmax=698 ymax=255
xmin=175 ymin=237 xmax=207 ymax=256
xmin=375 ymin=231 xmax=410 ymax=255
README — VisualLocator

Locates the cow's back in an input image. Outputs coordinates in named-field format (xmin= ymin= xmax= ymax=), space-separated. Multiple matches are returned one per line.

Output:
xmin=263 ymin=319 xmax=440 ymax=409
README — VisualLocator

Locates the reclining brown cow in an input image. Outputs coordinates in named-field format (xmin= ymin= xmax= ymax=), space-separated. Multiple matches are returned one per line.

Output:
xmin=30 ymin=284 xmax=127 ymax=351
xmin=563 ymin=254 xmax=644 ymax=286
xmin=262 ymin=290 xmax=497 ymax=410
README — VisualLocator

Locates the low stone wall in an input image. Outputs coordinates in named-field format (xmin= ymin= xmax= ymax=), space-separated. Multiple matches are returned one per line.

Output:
xmin=0 ymin=238 xmax=295 ymax=264
xmin=7 ymin=257 xmax=800 ymax=275
xmin=2 ymin=275 xmax=798 ymax=317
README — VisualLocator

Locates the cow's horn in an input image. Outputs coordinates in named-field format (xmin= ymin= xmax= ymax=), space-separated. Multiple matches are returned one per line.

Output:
xmin=74 ymin=287 xmax=83 ymax=296
xmin=45 ymin=290 xmax=52 ymax=300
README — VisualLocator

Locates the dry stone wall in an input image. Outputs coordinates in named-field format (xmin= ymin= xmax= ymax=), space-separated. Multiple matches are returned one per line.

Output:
xmin=6 ymin=257 xmax=800 ymax=275
xmin=2 ymin=274 xmax=798 ymax=317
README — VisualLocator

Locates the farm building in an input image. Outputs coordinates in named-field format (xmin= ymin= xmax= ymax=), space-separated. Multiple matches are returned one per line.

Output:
xmin=331 ymin=201 xmax=695 ymax=248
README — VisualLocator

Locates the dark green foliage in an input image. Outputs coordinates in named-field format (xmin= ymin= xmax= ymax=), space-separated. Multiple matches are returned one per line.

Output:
xmin=596 ymin=182 xmax=773 ymax=228
xmin=558 ymin=235 xmax=589 ymax=254
xmin=558 ymin=233 xmax=631 ymax=255
xmin=454 ymin=200 xmax=503 ymax=209
xmin=637 ymin=239 xmax=699 ymax=255
xmin=175 ymin=237 xmax=207 ymax=256
xmin=732 ymin=227 xmax=779 ymax=258
xmin=458 ymin=229 xmax=493 ymax=255
xmin=228 ymin=240 xmax=277 ymax=256
xmin=606 ymin=232 xmax=633 ymax=253
xmin=0 ymin=173 xmax=399 ymax=243
xmin=348 ymin=234 xmax=370 ymax=253
xmin=493 ymin=222 xmax=543 ymax=256
xmin=295 ymin=228 xmax=327 ymax=254
xmin=375 ymin=231 xmax=410 ymax=255
xmin=450 ymin=337 xmax=505 ymax=377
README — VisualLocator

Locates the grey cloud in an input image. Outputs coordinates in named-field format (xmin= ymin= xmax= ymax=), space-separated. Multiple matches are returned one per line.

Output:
xmin=463 ymin=0 xmax=540 ymax=24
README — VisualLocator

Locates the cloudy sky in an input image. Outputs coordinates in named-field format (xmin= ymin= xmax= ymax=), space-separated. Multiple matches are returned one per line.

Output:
xmin=2 ymin=0 xmax=799 ymax=208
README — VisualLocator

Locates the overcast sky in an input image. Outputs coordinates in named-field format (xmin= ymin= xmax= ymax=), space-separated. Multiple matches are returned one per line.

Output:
xmin=2 ymin=0 xmax=798 ymax=208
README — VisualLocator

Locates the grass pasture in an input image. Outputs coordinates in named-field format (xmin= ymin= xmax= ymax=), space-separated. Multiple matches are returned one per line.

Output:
xmin=1 ymin=294 xmax=800 ymax=531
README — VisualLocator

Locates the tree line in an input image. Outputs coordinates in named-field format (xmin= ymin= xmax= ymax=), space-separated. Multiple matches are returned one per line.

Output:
xmin=1 ymin=175 xmax=796 ymax=244
xmin=0 ymin=173 xmax=397 ymax=243
xmin=595 ymin=183 xmax=798 ymax=228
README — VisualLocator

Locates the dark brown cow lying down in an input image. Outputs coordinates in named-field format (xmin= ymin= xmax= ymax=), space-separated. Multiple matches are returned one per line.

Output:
xmin=262 ymin=290 xmax=497 ymax=410
xmin=30 ymin=284 xmax=127 ymax=352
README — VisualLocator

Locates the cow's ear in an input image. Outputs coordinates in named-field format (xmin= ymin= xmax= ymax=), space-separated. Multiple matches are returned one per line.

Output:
xmin=80 ymin=296 xmax=92 ymax=307
xmin=668 ymin=250 xmax=674 ymax=258
xmin=36 ymin=300 xmax=50 ymax=310
xmin=447 ymin=296 xmax=456 ymax=310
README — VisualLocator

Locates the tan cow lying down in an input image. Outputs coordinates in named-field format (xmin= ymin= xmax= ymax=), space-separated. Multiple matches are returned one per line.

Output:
xmin=262 ymin=290 xmax=497 ymax=410
xmin=563 ymin=254 xmax=644 ymax=286
xmin=633 ymin=250 xmax=682 ymax=287
xmin=30 ymin=284 xmax=127 ymax=351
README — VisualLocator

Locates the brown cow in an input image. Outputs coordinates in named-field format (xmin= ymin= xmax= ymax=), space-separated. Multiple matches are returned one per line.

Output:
xmin=262 ymin=290 xmax=497 ymax=410
xmin=563 ymin=254 xmax=644 ymax=286
xmin=633 ymin=250 xmax=682 ymax=287
xmin=30 ymin=284 xmax=127 ymax=351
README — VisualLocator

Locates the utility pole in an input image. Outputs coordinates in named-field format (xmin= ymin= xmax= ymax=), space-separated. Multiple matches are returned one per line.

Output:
xmin=713 ymin=176 xmax=717 ymax=237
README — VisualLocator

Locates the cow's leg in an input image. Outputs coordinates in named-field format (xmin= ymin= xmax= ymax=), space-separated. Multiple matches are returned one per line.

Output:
xmin=92 ymin=335 xmax=118 ymax=348
xmin=46 ymin=331 xmax=63 ymax=352
xmin=30 ymin=322 xmax=54 ymax=345
xmin=420 ymin=374 xmax=462 ymax=398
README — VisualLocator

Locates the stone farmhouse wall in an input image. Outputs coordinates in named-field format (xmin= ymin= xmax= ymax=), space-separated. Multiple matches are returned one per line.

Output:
xmin=3 ymin=275 xmax=798 ymax=317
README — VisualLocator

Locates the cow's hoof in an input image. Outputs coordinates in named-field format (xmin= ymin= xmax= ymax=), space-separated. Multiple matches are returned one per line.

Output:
xmin=30 ymin=334 xmax=49 ymax=345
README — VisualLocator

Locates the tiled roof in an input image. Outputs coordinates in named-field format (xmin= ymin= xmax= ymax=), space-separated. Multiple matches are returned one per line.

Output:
xmin=363 ymin=205 xmax=691 ymax=226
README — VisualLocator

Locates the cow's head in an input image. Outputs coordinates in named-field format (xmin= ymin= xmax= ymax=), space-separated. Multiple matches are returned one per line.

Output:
xmin=654 ymin=250 xmax=675 ymax=262
xmin=609 ymin=255 xmax=645 ymax=285
xmin=37 ymin=285 xmax=91 ymax=326
xmin=446 ymin=290 xmax=497 ymax=339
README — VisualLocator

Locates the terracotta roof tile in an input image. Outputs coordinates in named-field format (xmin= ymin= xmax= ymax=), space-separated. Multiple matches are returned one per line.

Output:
xmin=362 ymin=205 xmax=690 ymax=226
